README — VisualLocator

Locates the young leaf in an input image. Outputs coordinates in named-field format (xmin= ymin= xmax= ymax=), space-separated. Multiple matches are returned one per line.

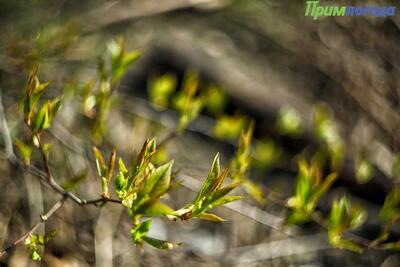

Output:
xmin=308 ymin=173 xmax=337 ymax=211
xmin=142 ymin=202 xmax=175 ymax=217
xmin=33 ymin=103 xmax=50 ymax=132
xmin=194 ymin=153 xmax=221 ymax=203
xmin=131 ymin=220 xmax=152 ymax=245
xmin=143 ymin=236 xmax=181 ymax=249
xmin=380 ymin=187 xmax=400 ymax=222
xmin=15 ymin=139 xmax=33 ymax=165
xmin=276 ymin=106 xmax=303 ymax=136
xmin=143 ymin=161 xmax=173 ymax=196
xmin=213 ymin=114 xmax=246 ymax=140
xmin=392 ymin=154 xmax=400 ymax=181
xmin=355 ymin=157 xmax=374 ymax=184
xmin=148 ymin=73 xmax=177 ymax=109
xmin=208 ymin=195 xmax=245 ymax=209
xmin=197 ymin=212 xmax=226 ymax=222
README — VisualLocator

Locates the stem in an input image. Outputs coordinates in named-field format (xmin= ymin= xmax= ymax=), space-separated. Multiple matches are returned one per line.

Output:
xmin=0 ymin=197 xmax=66 ymax=258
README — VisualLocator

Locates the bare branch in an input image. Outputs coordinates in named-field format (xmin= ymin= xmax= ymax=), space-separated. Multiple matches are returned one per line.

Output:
xmin=0 ymin=92 xmax=16 ymax=163
xmin=0 ymin=197 xmax=66 ymax=258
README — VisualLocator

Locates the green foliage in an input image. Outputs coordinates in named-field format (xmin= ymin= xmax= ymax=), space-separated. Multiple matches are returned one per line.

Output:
xmin=24 ymin=230 xmax=57 ymax=261
xmin=176 ymin=153 xmax=243 ymax=221
xmin=355 ymin=156 xmax=374 ymax=184
xmin=380 ymin=187 xmax=400 ymax=223
xmin=230 ymin=122 xmax=265 ymax=203
xmin=22 ymin=68 xmax=62 ymax=134
xmin=253 ymin=138 xmax=282 ymax=170
xmin=213 ymin=114 xmax=247 ymax=140
xmin=93 ymin=147 xmax=116 ymax=198
xmin=107 ymin=38 xmax=141 ymax=85
xmin=313 ymin=103 xmax=345 ymax=169
xmin=276 ymin=106 xmax=303 ymax=137
xmin=148 ymin=73 xmax=177 ymax=110
xmin=203 ymin=85 xmax=227 ymax=115
xmin=328 ymin=196 xmax=366 ymax=253
xmin=172 ymin=71 xmax=205 ymax=133
xmin=91 ymin=138 xmax=243 ymax=249
xmin=392 ymin=154 xmax=400 ymax=181
xmin=236 ymin=132 xmax=264 ymax=202
xmin=286 ymin=160 xmax=337 ymax=224
xmin=76 ymin=38 xmax=141 ymax=143
xmin=130 ymin=219 xmax=181 ymax=249
xmin=15 ymin=138 xmax=33 ymax=165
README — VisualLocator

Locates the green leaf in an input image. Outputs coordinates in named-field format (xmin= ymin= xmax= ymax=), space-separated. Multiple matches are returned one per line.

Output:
xmin=34 ymin=81 xmax=50 ymax=95
xmin=118 ymin=157 xmax=128 ymax=173
xmin=194 ymin=153 xmax=220 ymax=203
xmin=15 ymin=139 xmax=33 ymax=165
xmin=93 ymin=147 xmax=115 ymax=197
xmin=329 ymin=197 xmax=348 ymax=230
xmin=115 ymin=158 xmax=129 ymax=198
xmin=123 ymin=50 xmax=142 ymax=66
xmin=380 ymin=187 xmax=400 ymax=222
xmin=208 ymin=195 xmax=245 ymax=209
xmin=148 ymin=73 xmax=177 ymax=109
xmin=142 ymin=202 xmax=175 ymax=217
xmin=276 ymin=106 xmax=303 ymax=136
xmin=149 ymin=161 xmax=174 ymax=198
xmin=208 ymin=182 xmax=241 ymax=205
xmin=242 ymin=179 xmax=265 ymax=204
xmin=286 ymin=210 xmax=309 ymax=225
xmin=230 ymin=121 xmax=254 ymax=182
xmin=143 ymin=161 xmax=173 ymax=196
xmin=197 ymin=212 xmax=226 ymax=222
xmin=349 ymin=205 xmax=367 ymax=230
xmin=328 ymin=233 xmax=363 ymax=253
xmin=308 ymin=173 xmax=337 ymax=211
xmin=30 ymin=249 xmax=42 ymax=261
xmin=382 ymin=241 xmax=400 ymax=250
xmin=50 ymin=97 xmax=62 ymax=118
xmin=355 ymin=158 xmax=374 ymax=184
xmin=213 ymin=115 xmax=246 ymax=140
xmin=93 ymin=147 xmax=106 ymax=177
xmin=135 ymin=138 xmax=157 ymax=173
xmin=131 ymin=220 xmax=152 ymax=245
xmin=204 ymin=85 xmax=227 ymax=115
xmin=33 ymin=103 xmax=50 ymax=131
xmin=253 ymin=139 xmax=281 ymax=170
xmin=392 ymin=154 xmax=400 ymax=181
xmin=143 ymin=236 xmax=181 ymax=249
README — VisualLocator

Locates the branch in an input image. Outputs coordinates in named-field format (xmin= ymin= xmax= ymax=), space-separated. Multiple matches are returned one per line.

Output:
xmin=0 ymin=197 xmax=66 ymax=258
xmin=0 ymin=92 xmax=16 ymax=163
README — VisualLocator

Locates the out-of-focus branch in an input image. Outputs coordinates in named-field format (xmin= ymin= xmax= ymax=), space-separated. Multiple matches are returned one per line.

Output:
xmin=0 ymin=92 xmax=16 ymax=163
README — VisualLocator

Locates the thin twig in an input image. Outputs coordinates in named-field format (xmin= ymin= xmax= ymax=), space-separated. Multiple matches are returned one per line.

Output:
xmin=0 ymin=197 xmax=66 ymax=258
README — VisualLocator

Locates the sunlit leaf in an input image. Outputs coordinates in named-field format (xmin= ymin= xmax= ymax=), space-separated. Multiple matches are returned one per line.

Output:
xmin=276 ymin=106 xmax=303 ymax=136
xmin=380 ymin=187 xmax=400 ymax=222
xmin=148 ymin=73 xmax=177 ymax=109
xmin=355 ymin=157 xmax=374 ymax=184
xmin=194 ymin=153 xmax=220 ymax=203
xmin=131 ymin=220 xmax=152 ymax=245
xmin=198 ymin=212 xmax=226 ymax=222
xmin=204 ymin=84 xmax=227 ymax=115
xmin=213 ymin=114 xmax=246 ymax=140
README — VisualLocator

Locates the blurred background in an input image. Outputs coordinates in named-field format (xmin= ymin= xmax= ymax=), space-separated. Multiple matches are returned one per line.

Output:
xmin=0 ymin=0 xmax=400 ymax=266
